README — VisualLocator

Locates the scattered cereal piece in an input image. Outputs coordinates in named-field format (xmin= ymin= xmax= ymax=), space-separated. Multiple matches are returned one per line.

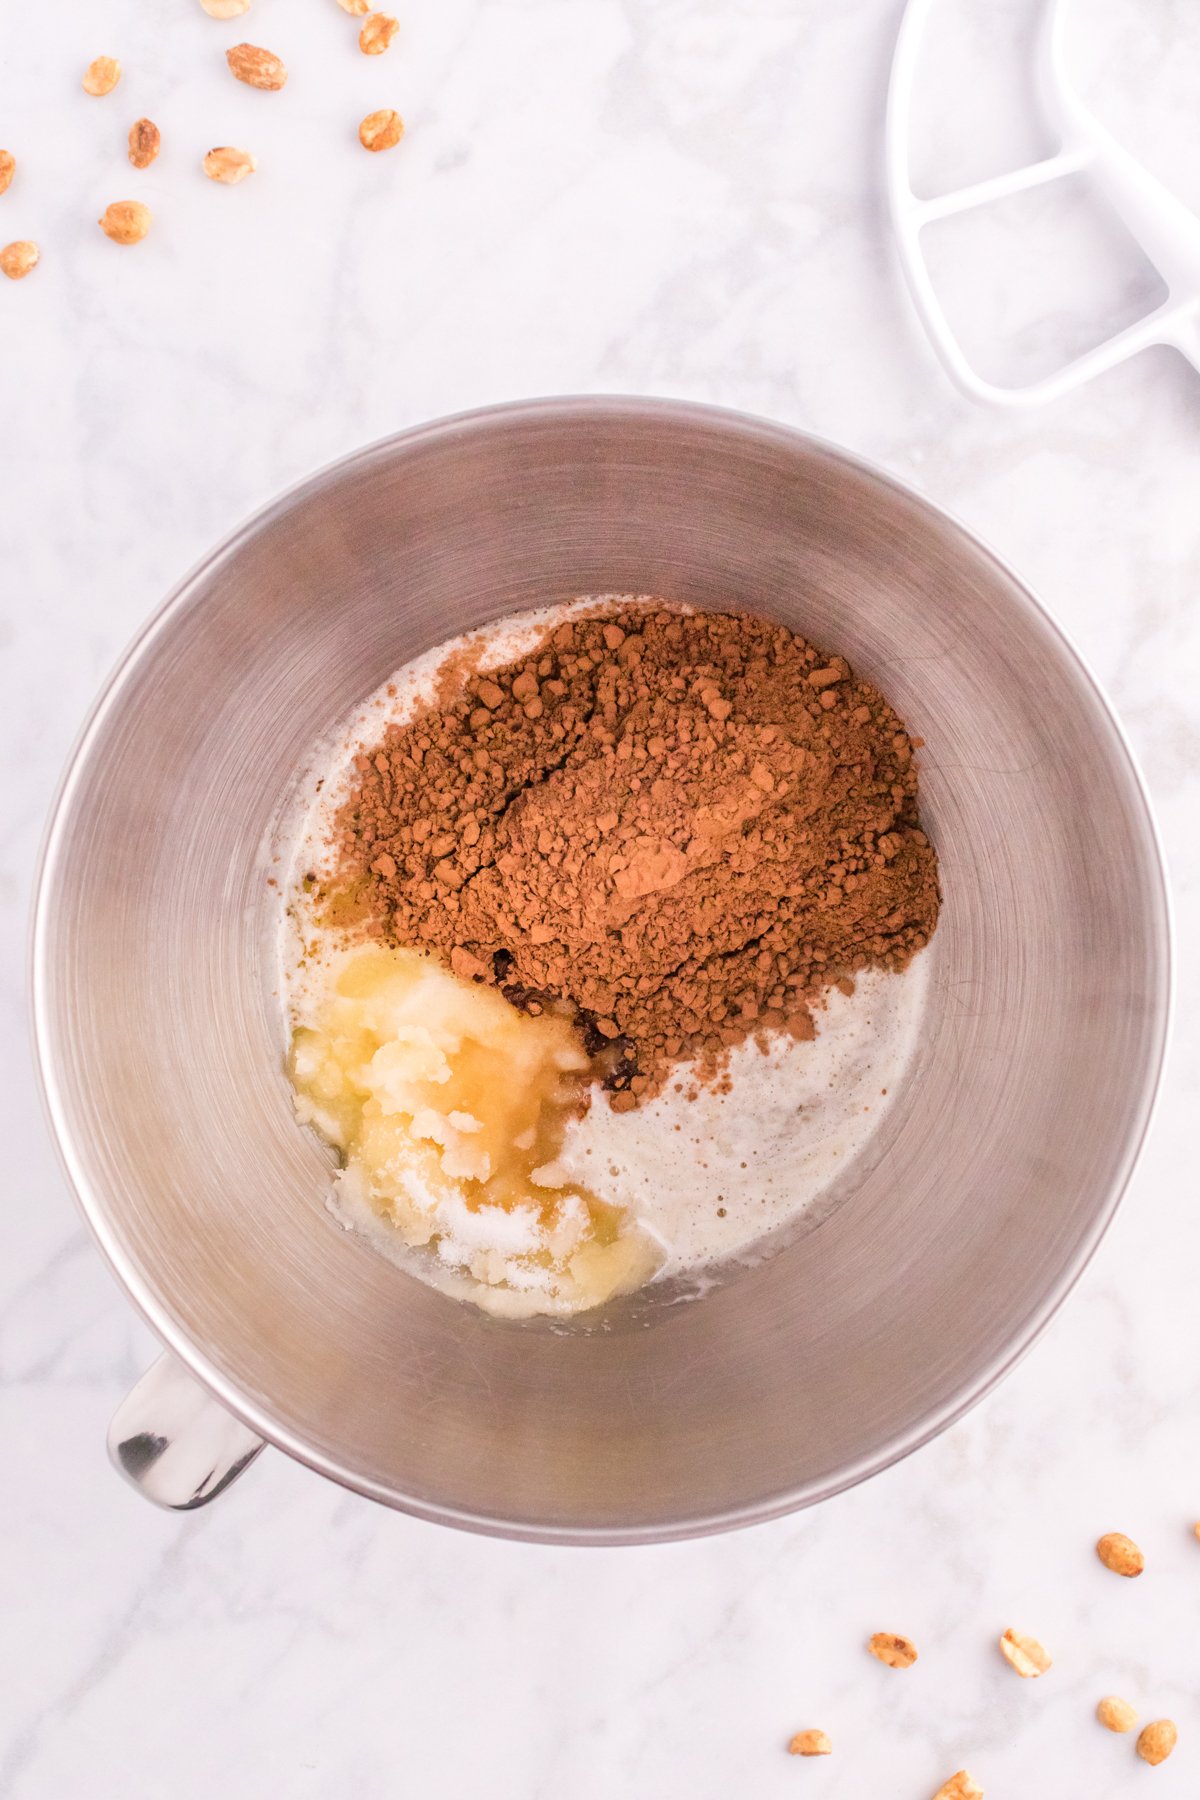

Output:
xmin=0 ymin=239 xmax=39 ymax=280
xmin=200 ymin=0 xmax=251 ymax=14
xmin=99 ymin=200 xmax=152 ymax=244
xmin=203 ymin=146 xmax=257 ymax=183
xmin=868 ymin=1632 xmax=918 ymax=1670
xmin=998 ymin=1629 xmax=1051 ymax=1678
xmin=226 ymin=44 xmax=288 ymax=90
xmin=933 ymin=1774 xmax=983 ymax=1800
xmin=1096 ymin=1532 xmax=1144 ymax=1577
xmin=359 ymin=108 xmax=404 ymax=151
xmin=83 ymin=57 xmax=122 ymax=97
xmin=1096 ymin=1696 xmax=1138 ymax=1734
xmin=337 ymin=0 xmax=371 ymax=12
xmin=787 ymin=1730 xmax=831 ymax=1757
xmin=1137 ymin=1720 xmax=1177 ymax=1766
xmin=1193 ymin=1521 xmax=1200 ymax=1544
xmin=359 ymin=13 xmax=399 ymax=53
xmin=0 ymin=150 xmax=15 ymax=197
xmin=128 ymin=119 xmax=161 ymax=169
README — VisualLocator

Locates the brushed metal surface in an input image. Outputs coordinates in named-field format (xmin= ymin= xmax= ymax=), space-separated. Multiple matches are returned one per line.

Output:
xmin=32 ymin=398 xmax=1170 ymax=1541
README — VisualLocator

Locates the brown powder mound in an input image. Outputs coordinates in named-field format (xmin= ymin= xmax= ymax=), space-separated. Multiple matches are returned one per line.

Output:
xmin=325 ymin=605 xmax=940 ymax=1106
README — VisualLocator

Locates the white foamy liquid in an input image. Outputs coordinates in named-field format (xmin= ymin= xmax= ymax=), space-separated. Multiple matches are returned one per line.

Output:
xmin=275 ymin=599 xmax=933 ymax=1299
xmin=560 ymin=959 xmax=929 ymax=1277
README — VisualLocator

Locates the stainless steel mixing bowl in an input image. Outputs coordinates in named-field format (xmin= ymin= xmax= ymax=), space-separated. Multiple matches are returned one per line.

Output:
xmin=32 ymin=398 xmax=1170 ymax=1539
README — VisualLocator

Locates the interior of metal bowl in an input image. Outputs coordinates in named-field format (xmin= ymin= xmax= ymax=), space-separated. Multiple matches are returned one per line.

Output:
xmin=33 ymin=399 xmax=1170 ymax=1540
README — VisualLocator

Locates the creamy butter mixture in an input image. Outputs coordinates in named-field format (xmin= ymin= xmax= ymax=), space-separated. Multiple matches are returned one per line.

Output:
xmin=290 ymin=944 xmax=661 ymax=1317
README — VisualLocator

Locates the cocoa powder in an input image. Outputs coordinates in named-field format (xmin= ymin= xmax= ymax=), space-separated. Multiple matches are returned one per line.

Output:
xmin=323 ymin=605 xmax=940 ymax=1105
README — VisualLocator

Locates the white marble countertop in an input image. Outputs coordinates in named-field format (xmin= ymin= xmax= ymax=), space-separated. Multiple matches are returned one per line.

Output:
xmin=5 ymin=0 xmax=1200 ymax=1794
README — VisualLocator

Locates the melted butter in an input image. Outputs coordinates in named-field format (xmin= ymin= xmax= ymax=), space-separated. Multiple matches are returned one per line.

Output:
xmin=288 ymin=945 xmax=662 ymax=1317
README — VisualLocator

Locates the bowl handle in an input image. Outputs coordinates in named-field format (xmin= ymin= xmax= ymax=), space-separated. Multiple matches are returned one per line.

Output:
xmin=108 ymin=1352 xmax=266 ymax=1509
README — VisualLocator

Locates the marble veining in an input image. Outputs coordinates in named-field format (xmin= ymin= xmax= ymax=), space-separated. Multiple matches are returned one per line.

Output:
xmin=4 ymin=0 xmax=1200 ymax=1793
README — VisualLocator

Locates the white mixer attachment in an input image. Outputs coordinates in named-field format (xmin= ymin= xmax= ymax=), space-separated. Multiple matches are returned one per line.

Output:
xmin=886 ymin=0 xmax=1200 ymax=407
